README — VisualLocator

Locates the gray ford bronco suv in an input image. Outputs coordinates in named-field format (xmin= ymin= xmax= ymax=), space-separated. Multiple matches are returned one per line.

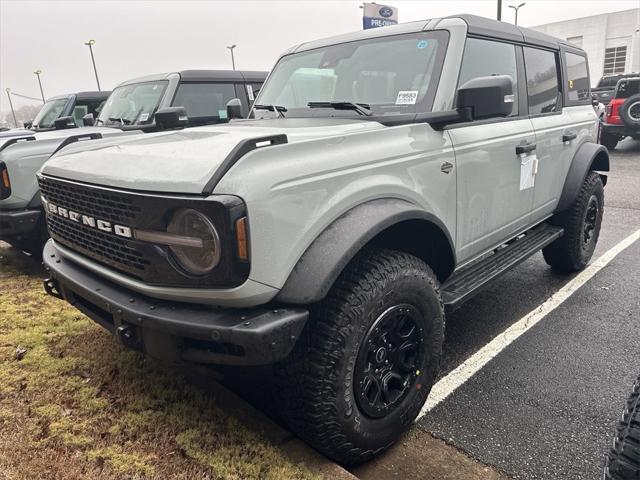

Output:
xmin=1 ymin=70 xmax=267 ymax=258
xmin=40 ymin=15 xmax=608 ymax=464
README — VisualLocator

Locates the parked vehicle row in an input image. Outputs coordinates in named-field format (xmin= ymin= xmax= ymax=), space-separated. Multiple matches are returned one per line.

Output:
xmin=600 ymin=76 xmax=640 ymax=150
xmin=592 ymin=72 xmax=640 ymax=106
xmin=0 ymin=69 xmax=267 ymax=257
xmin=19 ymin=14 xmax=609 ymax=465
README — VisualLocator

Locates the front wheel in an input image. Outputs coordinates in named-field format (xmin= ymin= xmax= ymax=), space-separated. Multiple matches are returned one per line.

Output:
xmin=604 ymin=375 xmax=640 ymax=480
xmin=543 ymin=171 xmax=604 ymax=273
xmin=276 ymin=248 xmax=444 ymax=465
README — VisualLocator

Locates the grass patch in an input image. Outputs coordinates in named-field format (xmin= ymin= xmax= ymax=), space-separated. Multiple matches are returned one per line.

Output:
xmin=0 ymin=243 xmax=317 ymax=479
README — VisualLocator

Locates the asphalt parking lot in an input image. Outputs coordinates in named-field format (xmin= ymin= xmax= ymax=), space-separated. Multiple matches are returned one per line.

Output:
xmin=409 ymin=138 xmax=639 ymax=480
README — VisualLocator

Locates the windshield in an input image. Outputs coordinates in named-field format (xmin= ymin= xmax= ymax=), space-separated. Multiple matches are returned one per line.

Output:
xmin=32 ymin=98 xmax=69 ymax=128
xmin=97 ymin=80 xmax=168 ymax=126
xmin=255 ymin=31 xmax=448 ymax=118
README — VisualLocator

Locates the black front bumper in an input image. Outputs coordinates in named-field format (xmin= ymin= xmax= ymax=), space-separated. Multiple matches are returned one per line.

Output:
xmin=601 ymin=122 xmax=640 ymax=137
xmin=42 ymin=240 xmax=308 ymax=366
xmin=0 ymin=208 xmax=40 ymax=238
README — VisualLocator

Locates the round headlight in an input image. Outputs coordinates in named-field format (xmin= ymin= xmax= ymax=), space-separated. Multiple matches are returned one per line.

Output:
xmin=167 ymin=209 xmax=221 ymax=275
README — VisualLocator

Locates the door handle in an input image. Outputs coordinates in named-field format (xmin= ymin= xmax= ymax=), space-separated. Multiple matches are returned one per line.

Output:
xmin=516 ymin=143 xmax=536 ymax=155
xmin=562 ymin=132 xmax=577 ymax=142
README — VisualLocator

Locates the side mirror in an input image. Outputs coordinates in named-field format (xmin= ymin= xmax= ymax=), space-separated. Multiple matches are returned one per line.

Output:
xmin=226 ymin=98 xmax=244 ymax=120
xmin=23 ymin=120 xmax=33 ymax=129
xmin=155 ymin=106 xmax=188 ymax=130
xmin=54 ymin=116 xmax=77 ymax=130
xmin=457 ymin=75 xmax=514 ymax=120
xmin=82 ymin=113 xmax=95 ymax=127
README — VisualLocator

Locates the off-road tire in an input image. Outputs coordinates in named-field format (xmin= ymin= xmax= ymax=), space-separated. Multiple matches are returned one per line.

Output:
xmin=275 ymin=248 xmax=445 ymax=466
xmin=543 ymin=171 xmax=604 ymax=273
xmin=619 ymin=94 xmax=640 ymax=128
xmin=601 ymin=130 xmax=619 ymax=150
xmin=604 ymin=376 xmax=640 ymax=480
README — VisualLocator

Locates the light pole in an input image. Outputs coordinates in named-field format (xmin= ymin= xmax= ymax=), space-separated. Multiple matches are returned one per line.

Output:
xmin=497 ymin=0 xmax=502 ymax=21
xmin=508 ymin=2 xmax=526 ymax=26
xmin=84 ymin=39 xmax=101 ymax=91
xmin=5 ymin=88 xmax=18 ymax=128
xmin=33 ymin=70 xmax=45 ymax=103
xmin=227 ymin=44 xmax=236 ymax=71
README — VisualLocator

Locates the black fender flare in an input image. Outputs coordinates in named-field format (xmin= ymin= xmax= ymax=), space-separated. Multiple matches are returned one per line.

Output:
xmin=276 ymin=198 xmax=455 ymax=305
xmin=556 ymin=142 xmax=609 ymax=212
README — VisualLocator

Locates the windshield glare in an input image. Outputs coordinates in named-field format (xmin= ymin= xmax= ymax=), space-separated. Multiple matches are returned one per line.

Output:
xmin=97 ymin=80 xmax=167 ymax=126
xmin=255 ymin=32 xmax=447 ymax=117
xmin=32 ymin=98 xmax=69 ymax=128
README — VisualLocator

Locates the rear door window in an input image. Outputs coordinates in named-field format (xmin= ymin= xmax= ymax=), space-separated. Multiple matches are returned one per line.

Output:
xmin=524 ymin=47 xmax=561 ymax=114
xmin=172 ymin=83 xmax=237 ymax=120
xmin=615 ymin=79 xmax=640 ymax=99
xmin=564 ymin=52 xmax=590 ymax=104
xmin=458 ymin=37 xmax=519 ymax=116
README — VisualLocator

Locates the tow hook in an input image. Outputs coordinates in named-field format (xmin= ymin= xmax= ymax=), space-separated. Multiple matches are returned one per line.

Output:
xmin=43 ymin=278 xmax=63 ymax=299
xmin=116 ymin=324 xmax=142 ymax=351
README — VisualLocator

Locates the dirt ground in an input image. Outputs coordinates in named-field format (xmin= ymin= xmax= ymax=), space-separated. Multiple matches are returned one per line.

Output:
xmin=0 ymin=243 xmax=316 ymax=480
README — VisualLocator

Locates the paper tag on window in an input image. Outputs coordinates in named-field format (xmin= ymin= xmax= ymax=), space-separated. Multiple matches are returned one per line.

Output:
xmin=396 ymin=91 xmax=418 ymax=105
xmin=139 ymin=113 xmax=149 ymax=122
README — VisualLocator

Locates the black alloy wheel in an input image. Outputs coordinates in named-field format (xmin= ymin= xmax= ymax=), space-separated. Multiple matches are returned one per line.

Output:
xmin=354 ymin=304 xmax=425 ymax=419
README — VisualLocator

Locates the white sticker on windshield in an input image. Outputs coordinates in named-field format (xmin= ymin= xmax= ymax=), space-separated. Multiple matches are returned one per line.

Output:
xmin=139 ymin=113 xmax=149 ymax=122
xmin=396 ymin=91 xmax=418 ymax=105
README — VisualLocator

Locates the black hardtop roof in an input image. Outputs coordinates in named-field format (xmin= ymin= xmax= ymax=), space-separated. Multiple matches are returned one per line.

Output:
xmin=48 ymin=91 xmax=111 ymax=102
xmin=178 ymin=70 xmax=268 ymax=83
xmin=447 ymin=14 xmax=584 ymax=53
xmin=75 ymin=91 xmax=111 ymax=100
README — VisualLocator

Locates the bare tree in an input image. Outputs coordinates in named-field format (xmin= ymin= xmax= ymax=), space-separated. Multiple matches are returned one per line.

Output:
xmin=2 ymin=104 xmax=42 ymax=128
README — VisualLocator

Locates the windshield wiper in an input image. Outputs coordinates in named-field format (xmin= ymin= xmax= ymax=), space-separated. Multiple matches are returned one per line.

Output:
xmin=108 ymin=117 xmax=132 ymax=125
xmin=307 ymin=101 xmax=372 ymax=116
xmin=253 ymin=104 xmax=287 ymax=118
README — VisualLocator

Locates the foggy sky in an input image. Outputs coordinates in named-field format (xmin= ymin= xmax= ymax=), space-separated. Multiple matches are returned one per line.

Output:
xmin=1 ymin=0 xmax=638 ymax=113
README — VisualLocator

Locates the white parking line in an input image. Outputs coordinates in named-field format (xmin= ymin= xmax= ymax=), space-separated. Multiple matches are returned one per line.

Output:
xmin=418 ymin=228 xmax=640 ymax=419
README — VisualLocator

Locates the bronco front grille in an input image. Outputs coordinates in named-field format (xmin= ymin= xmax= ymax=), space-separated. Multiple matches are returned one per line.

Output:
xmin=37 ymin=175 xmax=251 ymax=288
xmin=39 ymin=175 xmax=142 ymax=225
xmin=47 ymin=214 xmax=150 ymax=272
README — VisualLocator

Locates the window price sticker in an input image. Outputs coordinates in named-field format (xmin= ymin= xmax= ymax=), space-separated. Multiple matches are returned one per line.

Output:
xmin=396 ymin=90 xmax=419 ymax=105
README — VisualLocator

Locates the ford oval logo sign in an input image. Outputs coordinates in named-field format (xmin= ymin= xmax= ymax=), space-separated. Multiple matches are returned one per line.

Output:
xmin=379 ymin=6 xmax=393 ymax=17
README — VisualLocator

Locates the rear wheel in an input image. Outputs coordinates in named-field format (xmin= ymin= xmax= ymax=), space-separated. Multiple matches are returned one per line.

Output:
xmin=276 ymin=248 xmax=444 ymax=465
xmin=543 ymin=171 xmax=604 ymax=273
xmin=604 ymin=376 xmax=640 ymax=480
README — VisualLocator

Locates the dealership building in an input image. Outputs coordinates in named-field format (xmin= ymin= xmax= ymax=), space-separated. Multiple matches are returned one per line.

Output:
xmin=530 ymin=8 xmax=640 ymax=85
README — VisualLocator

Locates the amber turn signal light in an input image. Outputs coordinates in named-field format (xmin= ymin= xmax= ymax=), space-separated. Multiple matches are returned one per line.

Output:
xmin=235 ymin=217 xmax=249 ymax=261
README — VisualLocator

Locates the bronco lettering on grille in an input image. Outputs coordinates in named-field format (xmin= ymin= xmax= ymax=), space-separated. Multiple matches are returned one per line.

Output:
xmin=45 ymin=201 xmax=132 ymax=238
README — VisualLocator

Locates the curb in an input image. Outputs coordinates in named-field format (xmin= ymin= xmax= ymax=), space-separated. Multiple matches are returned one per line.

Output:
xmin=185 ymin=366 xmax=357 ymax=480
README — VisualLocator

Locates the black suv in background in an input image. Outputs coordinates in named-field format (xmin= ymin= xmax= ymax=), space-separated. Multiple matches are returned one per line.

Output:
xmin=592 ymin=73 xmax=640 ymax=106
xmin=600 ymin=77 xmax=640 ymax=150
xmin=26 ymin=91 xmax=111 ymax=131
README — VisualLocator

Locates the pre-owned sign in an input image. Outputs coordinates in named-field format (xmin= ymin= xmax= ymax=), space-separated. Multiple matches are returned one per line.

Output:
xmin=362 ymin=3 xmax=398 ymax=29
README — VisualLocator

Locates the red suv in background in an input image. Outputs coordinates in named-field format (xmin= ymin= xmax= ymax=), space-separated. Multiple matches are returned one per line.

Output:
xmin=600 ymin=77 xmax=640 ymax=150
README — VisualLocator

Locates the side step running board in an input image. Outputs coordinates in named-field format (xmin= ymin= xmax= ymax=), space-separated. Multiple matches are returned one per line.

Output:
xmin=442 ymin=224 xmax=563 ymax=312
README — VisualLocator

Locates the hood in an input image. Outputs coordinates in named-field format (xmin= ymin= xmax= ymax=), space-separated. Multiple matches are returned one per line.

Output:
xmin=0 ymin=128 xmax=34 ymax=139
xmin=0 ymin=126 xmax=135 ymax=208
xmin=40 ymin=118 xmax=385 ymax=194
